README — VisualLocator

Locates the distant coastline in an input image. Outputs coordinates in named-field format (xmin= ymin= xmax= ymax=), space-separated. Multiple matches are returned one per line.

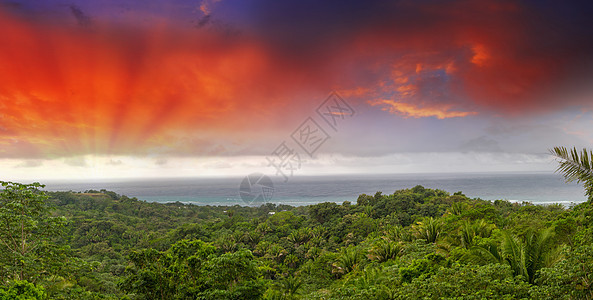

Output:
xmin=39 ymin=172 xmax=587 ymax=206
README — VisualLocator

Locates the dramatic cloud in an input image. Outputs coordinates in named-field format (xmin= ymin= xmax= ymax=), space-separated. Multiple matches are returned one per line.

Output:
xmin=1 ymin=0 xmax=593 ymax=165
xmin=199 ymin=0 xmax=221 ymax=15
xmin=244 ymin=0 xmax=593 ymax=113
xmin=0 ymin=8 xmax=328 ymax=159
xmin=369 ymin=100 xmax=477 ymax=119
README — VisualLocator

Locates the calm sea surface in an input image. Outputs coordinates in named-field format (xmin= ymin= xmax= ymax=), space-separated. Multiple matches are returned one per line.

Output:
xmin=41 ymin=173 xmax=588 ymax=207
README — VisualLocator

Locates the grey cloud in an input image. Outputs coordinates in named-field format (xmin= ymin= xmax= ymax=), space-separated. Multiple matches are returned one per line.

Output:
xmin=154 ymin=158 xmax=168 ymax=166
xmin=459 ymin=136 xmax=502 ymax=152
xmin=107 ymin=159 xmax=123 ymax=166
xmin=15 ymin=160 xmax=43 ymax=168
xmin=63 ymin=156 xmax=88 ymax=167
xmin=69 ymin=5 xmax=91 ymax=27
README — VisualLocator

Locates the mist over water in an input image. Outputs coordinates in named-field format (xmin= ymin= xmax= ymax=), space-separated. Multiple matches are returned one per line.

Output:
xmin=42 ymin=173 xmax=587 ymax=206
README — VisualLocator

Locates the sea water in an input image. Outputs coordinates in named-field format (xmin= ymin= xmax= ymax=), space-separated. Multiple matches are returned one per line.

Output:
xmin=41 ymin=172 xmax=588 ymax=207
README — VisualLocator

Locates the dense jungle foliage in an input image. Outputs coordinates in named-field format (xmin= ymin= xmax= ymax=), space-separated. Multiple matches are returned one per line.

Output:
xmin=1 ymin=180 xmax=593 ymax=299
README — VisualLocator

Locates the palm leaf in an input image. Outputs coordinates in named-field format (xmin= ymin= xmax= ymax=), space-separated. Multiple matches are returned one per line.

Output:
xmin=463 ymin=242 xmax=503 ymax=265
xmin=550 ymin=147 xmax=593 ymax=198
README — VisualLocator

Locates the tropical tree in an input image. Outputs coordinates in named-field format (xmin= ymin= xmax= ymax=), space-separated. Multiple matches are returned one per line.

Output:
xmin=367 ymin=239 xmax=403 ymax=263
xmin=266 ymin=244 xmax=287 ymax=263
xmin=465 ymin=228 xmax=563 ymax=284
xmin=413 ymin=217 xmax=442 ymax=243
xmin=242 ymin=230 xmax=262 ymax=248
xmin=343 ymin=267 xmax=395 ymax=299
xmin=0 ymin=181 xmax=67 ymax=282
xmin=272 ymin=275 xmax=303 ymax=300
xmin=517 ymin=228 xmax=564 ymax=284
xmin=0 ymin=280 xmax=46 ymax=299
xmin=284 ymin=254 xmax=299 ymax=269
xmin=449 ymin=201 xmax=466 ymax=215
xmin=460 ymin=220 xmax=494 ymax=249
xmin=121 ymin=243 xmax=264 ymax=299
xmin=464 ymin=240 xmax=505 ymax=265
xmin=534 ymin=244 xmax=593 ymax=299
xmin=119 ymin=248 xmax=175 ymax=299
xmin=333 ymin=247 xmax=362 ymax=276
xmin=215 ymin=233 xmax=237 ymax=253
xmin=201 ymin=249 xmax=265 ymax=299
xmin=287 ymin=227 xmax=311 ymax=247
xmin=550 ymin=146 xmax=593 ymax=200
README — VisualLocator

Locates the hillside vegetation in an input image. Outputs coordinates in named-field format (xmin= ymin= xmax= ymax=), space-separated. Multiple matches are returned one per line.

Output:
xmin=1 ymin=181 xmax=593 ymax=299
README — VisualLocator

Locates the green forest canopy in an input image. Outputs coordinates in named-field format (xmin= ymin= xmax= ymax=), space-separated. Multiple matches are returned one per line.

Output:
xmin=0 ymin=181 xmax=593 ymax=299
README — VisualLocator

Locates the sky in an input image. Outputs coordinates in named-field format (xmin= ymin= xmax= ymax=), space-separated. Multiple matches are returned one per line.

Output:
xmin=1 ymin=0 xmax=593 ymax=181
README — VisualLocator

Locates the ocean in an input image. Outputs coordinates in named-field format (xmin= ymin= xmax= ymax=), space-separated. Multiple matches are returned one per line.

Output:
xmin=41 ymin=172 xmax=588 ymax=207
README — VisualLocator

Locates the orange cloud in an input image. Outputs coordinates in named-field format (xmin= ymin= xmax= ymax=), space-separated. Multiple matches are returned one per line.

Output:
xmin=0 ymin=10 xmax=329 ymax=158
xmin=369 ymin=100 xmax=477 ymax=119
xmin=341 ymin=0 xmax=593 ymax=115
xmin=2 ymin=0 xmax=593 ymax=160
xmin=471 ymin=44 xmax=490 ymax=66
xmin=199 ymin=0 xmax=221 ymax=15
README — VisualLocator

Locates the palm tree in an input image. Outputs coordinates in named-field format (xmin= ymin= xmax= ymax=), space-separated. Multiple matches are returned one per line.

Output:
xmin=383 ymin=225 xmax=403 ymax=242
xmin=464 ymin=228 xmax=563 ymax=284
xmin=460 ymin=220 xmax=494 ymax=249
xmin=256 ymin=222 xmax=272 ymax=234
xmin=274 ymin=275 xmax=303 ymax=300
xmin=284 ymin=254 xmax=299 ymax=268
xmin=464 ymin=240 xmax=504 ymax=265
xmin=367 ymin=239 xmax=403 ymax=262
xmin=287 ymin=227 xmax=311 ymax=247
xmin=266 ymin=244 xmax=287 ymax=263
xmin=450 ymin=201 xmax=466 ymax=216
xmin=333 ymin=247 xmax=362 ymax=275
xmin=501 ymin=231 xmax=527 ymax=280
xmin=550 ymin=146 xmax=593 ymax=200
xmin=215 ymin=234 xmax=236 ymax=253
xmin=348 ymin=267 xmax=394 ymax=298
xmin=310 ymin=226 xmax=325 ymax=239
xmin=305 ymin=246 xmax=321 ymax=260
xmin=242 ymin=230 xmax=261 ymax=248
xmin=254 ymin=240 xmax=271 ymax=257
xmin=413 ymin=217 xmax=442 ymax=243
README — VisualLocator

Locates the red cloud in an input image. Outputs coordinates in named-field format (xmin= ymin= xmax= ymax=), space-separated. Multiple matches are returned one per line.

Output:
xmin=1 ymin=0 xmax=593 ymax=158
xmin=0 ymin=10 xmax=331 ymax=158
xmin=369 ymin=100 xmax=477 ymax=119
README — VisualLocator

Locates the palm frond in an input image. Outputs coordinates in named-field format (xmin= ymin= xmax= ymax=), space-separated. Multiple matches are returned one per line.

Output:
xmin=550 ymin=146 xmax=593 ymax=198
xmin=463 ymin=242 xmax=503 ymax=265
